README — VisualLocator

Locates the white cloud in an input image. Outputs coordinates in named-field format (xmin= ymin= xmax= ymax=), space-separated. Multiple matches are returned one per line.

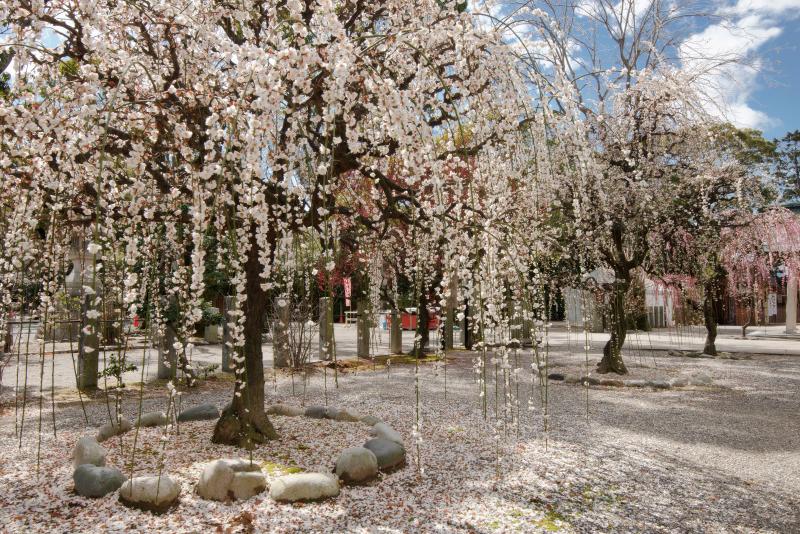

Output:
xmin=681 ymin=0 xmax=800 ymax=130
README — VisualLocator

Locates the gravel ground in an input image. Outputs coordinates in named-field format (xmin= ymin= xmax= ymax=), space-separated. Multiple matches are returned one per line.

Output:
xmin=0 ymin=346 xmax=798 ymax=533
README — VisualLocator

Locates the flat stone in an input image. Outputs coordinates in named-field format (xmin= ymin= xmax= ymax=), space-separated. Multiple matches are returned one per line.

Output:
xmin=324 ymin=407 xmax=343 ymax=419
xmin=371 ymin=422 xmax=403 ymax=445
xmin=564 ymin=374 xmax=581 ymax=384
xmin=547 ymin=372 xmax=565 ymax=381
xmin=197 ymin=458 xmax=261 ymax=501
xmin=689 ymin=372 xmax=713 ymax=386
xmin=304 ymin=406 xmax=328 ymax=419
xmin=96 ymin=419 xmax=132 ymax=442
xmin=624 ymin=379 xmax=648 ymax=388
xmin=599 ymin=378 xmax=624 ymax=387
xmin=359 ymin=415 xmax=381 ymax=426
xmin=332 ymin=409 xmax=362 ymax=423
xmin=670 ymin=377 xmax=689 ymax=388
xmin=137 ymin=412 xmax=168 ymax=427
xmin=73 ymin=436 xmax=106 ymax=468
xmin=269 ymin=473 xmax=339 ymax=502
xmin=648 ymin=380 xmax=671 ymax=389
xmin=580 ymin=375 xmax=600 ymax=386
xmin=335 ymin=447 xmax=378 ymax=484
xmin=74 ymin=464 xmax=125 ymax=498
xmin=266 ymin=404 xmax=304 ymax=417
xmin=363 ymin=438 xmax=406 ymax=471
xmin=230 ymin=471 xmax=267 ymax=501
xmin=177 ymin=404 xmax=220 ymax=422
xmin=119 ymin=475 xmax=181 ymax=513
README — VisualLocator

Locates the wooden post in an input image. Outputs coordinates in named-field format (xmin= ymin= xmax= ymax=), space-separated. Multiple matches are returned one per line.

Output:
xmin=273 ymin=300 xmax=291 ymax=368
xmin=356 ymin=299 xmax=371 ymax=358
xmin=319 ymin=296 xmax=334 ymax=361
xmin=157 ymin=323 xmax=177 ymax=380
xmin=77 ymin=294 xmax=99 ymax=390
xmin=787 ymin=275 xmax=798 ymax=334
xmin=390 ymin=308 xmax=402 ymax=354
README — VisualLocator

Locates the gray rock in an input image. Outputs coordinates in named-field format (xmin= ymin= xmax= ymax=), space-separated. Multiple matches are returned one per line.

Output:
xmin=547 ymin=372 xmax=565 ymax=381
xmin=73 ymin=436 xmax=106 ymax=468
xmin=363 ymin=438 xmax=406 ymax=471
xmin=335 ymin=447 xmax=378 ymax=484
xmin=119 ymin=475 xmax=181 ymax=512
xmin=269 ymin=472 xmax=339 ymax=502
xmin=599 ymin=378 xmax=624 ymax=387
xmin=564 ymin=374 xmax=581 ymax=384
xmin=333 ymin=409 xmax=362 ymax=423
xmin=304 ymin=406 xmax=328 ymax=419
xmin=266 ymin=404 xmax=304 ymax=417
xmin=689 ymin=372 xmax=713 ymax=386
xmin=648 ymin=380 xmax=672 ymax=389
xmin=197 ymin=458 xmax=262 ymax=501
xmin=371 ymin=422 xmax=403 ymax=445
xmin=177 ymin=404 xmax=220 ymax=422
xmin=137 ymin=412 xmax=168 ymax=428
xmin=230 ymin=471 xmax=267 ymax=501
xmin=359 ymin=415 xmax=381 ymax=426
xmin=624 ymin=379 xmax=648 ymax=388
xmin=96 ymin=419 xmax=132 ymax=442
xmin=73 ymin=464 xmax=125 ymax=498
xmin=670 ymin=377 xmax=689 ymax=388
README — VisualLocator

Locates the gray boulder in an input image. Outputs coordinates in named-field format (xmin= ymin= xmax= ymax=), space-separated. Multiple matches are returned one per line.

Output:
xmin=137 ymin=412 xmax=168 ymax=427
xmin=363 ymin=438 xmax=406 ymax=471
xmin=304 ymin=406 xmax=328 ymax=419
xmin=230 ymin=471 xmax=268 ymax=501
xmin=359 ymin=415 xmax=381 ymax=426
xmin=689 ymin=372 xmax=713 ymax=386
xmin=648 ymin=380 xmax=672 ymax=389
xmin=623 ymin=379 xmax=648 ymax=388
xmin=333 ymin=409 xmax=362 ymax=423
xmin=73 ymin=436 xmax=107 ymax=468
xmin=74 ymin=464 xmax=125 ymax=498
xmin=371 ymin=422 xmax=403 ymax=445
xmin=119 ymin=475 xmax=181 ymax=512
xmin=96 ymin=419 xmax=132 ymax=443
xmin=177 ymin=404 xmax=220 ymax=422
xmin=670 ymin=377 xmax=689 ymax=388
xmin=335 ymin=447 xmax=378 ymax=484
xmin=269 ymin=473 xmax=339 ymax=502
xmin=266 ymin=404 xmax=304 ymax=417
xmin=197 ymin=458 xmax=263 ymax=501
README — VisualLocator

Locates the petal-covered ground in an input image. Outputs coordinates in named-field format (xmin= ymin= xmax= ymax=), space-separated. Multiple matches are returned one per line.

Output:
xmin=0 ymin=349 xmax=798 ymax=533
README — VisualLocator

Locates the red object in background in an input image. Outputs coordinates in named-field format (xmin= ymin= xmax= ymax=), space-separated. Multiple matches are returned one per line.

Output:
xmin=133 ymin=315 xmax=140 ymax=328
xmin=388 ymin=311 xmax=439 ymax=331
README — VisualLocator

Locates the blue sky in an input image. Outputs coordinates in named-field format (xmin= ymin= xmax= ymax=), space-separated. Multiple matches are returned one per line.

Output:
xmin=751 ymin=23 xmax=800 ymax=139
xmin=483 ymin=0 xmax=800 ymax=141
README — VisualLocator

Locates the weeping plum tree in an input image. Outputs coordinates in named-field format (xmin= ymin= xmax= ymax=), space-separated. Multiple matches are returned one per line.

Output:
xmin=1 ymin=0 xmax=535 ymax=446
xmin=649 ymin=125 xmax=775 ymax=356
xmin=496 ymin=0 xmax=738 ymax=374
xmin=721 ymin=208 xmax=800 ymax=338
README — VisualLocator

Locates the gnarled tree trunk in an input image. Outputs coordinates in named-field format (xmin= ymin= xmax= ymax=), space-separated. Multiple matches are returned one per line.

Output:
xmin=213 ymin=232 xmax=277 ymax=447
xmin=597 ymin=277 xmax=629 ymax=375
xmin=702 ymin=280 xmax=718 ymax=356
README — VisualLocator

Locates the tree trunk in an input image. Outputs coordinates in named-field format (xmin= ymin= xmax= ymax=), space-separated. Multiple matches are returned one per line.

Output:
xmin=463 ymin=297 xmax=473 ymax=350
xmin=742 ymin=302 xmax=753 ymax=338
xmin=597 ymin=278 xmax=629 ymax=375
xmin=212 ymin=233 xmax=277 ymax=447
xmin=410 ymin=292 xmax=430 ymax=357
xmin=702 ymin=281 xmax=718 ymax=356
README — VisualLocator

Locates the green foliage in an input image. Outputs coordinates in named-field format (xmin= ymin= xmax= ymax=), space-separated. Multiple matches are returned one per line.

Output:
xmin=776 ymin=130 xmax=800 ymax=201
xmin=97 ymin=355 xmax=137 ymax=382
xmin=59 ymin=58 xmax=80 ymax=78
